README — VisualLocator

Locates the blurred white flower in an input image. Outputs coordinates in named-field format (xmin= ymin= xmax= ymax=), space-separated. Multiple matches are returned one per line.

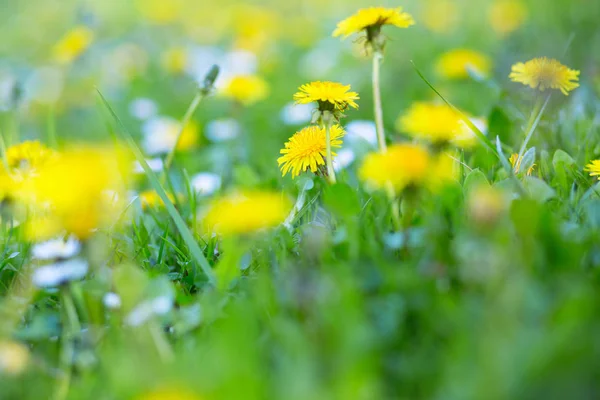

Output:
xmin=299 ymin=39 xmax=340 ymax=79
xmin=333 ymin=148 xmax=356 ymax=172
xmin=32 ymin=258 xmax=89 ymax=288
xmin=345 ymin=120 xmax=378 ymax=146
xmin=191 ymin=172 xmax=221 ymax=196
xmin=187 ymin=46 xmax=224 ymax=82
xmin=129 ymin=97 xmax=158 ymax=120
xmin=125 ymin=295 xmax=173 ymax=327
xmin=103 ymin=292 xmax=122 ymax=309
xmin=205 ymin=118 xmax=240 ymax=142
xmin=0 ymin=73 xmax=16 ymax=111
xmin=142 ymin=116 xmax=180 ymax=155
xmin=132 ymin=158 xmax=164 ymax=174
xmin=280 ymin=102 xmax=313 ymax=125
xmin=24 ymin=67 xmax=64 ymax=104
xmin=217 ymin=50 xmax=258 ymax=86
xmin=31 ymin=236 xmax=80 ymax=261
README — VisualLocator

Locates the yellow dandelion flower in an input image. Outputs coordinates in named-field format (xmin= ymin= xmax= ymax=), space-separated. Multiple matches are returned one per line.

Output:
xmin=396 ymin=102 xmax=465 ymax=143
xmin=5 ymin=141 xmax=56 ymax=173
xmin=221 ymin=75 xmax=269 ymax=106
xmin=135 ymin=0 xmax=183 ymax=25
xmin=53 ymin=26 xmax=94 ymax=65
xmin=0 ymin=340 xmax=29 ymax=376
xmin=232 ymin=5 xmax=280 ymax=54
xmin=277 ymin=125 xmax=345 ymax=179
xmin=489 ymin=0 xmax=528 ymax=35
xmin=332 ymin=7 xmax=415 ymax=38
xmin=293 ymin=81 xmax=359 ymax=111
xmin=509 ymin=153 xmax=535 ymax=176
xmin=509 ymin=57 xmax=580 ymax=96
xmin=204 ymin=191 xmax=291 ymax=235
xmin=136 ymin=387 xmax=201 ymax=400
xmin=584 ymin=160 xmax=600 ymax=180
xmin=359 ymin=143 xmax=431 ymax=193
xmin=421 ymin=0 xmax=458 ymax=33
xmin=20 ymin=146 xmax=131 ymax=240
xmin=436 ymin=49 xmax=492 ymax=80
xmin=138 ymin=190 xmax=176 ymax=210
xmin=161 ymin=47 xmax=188 ymax=75
xmin=451 ymin=118 xmax=487 ymax=149
xmin=427 ymin=153 xmax=458 ymax=190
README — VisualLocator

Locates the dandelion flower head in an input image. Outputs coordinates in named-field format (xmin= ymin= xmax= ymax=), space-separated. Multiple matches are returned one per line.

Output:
xmin=509 ymin=57 xmax=579 ymax=95
xmin=53 ymin=26 xmax=94 ymax=65
xmin=221 ymin=75 xmax=269 ymax=106
xmin=489 ymin=0 xmax=528 ymax=35
xmin=421 ymin=0 xmax=458 ymax=33
xmin=293 ymin=81 xmax=359 ymax=112
xmin=138 ymin=190 xmax=177 ymax=210
xmin=333 ymin=7 xmax=415 ymax=38
xmin=436 ymin=49 xmax=492 ymax=80
xmin=509 ymin=153 xmax=535 ymax=176
xmin=359 ymin=143 xmax=431 ymax=193
xmin=585 ymin=160 xmax=600 ymax=180
xmin=204 ymin=191 xmax=291 ymax=235
xmin=397 ymin=102 xmax=466 ymax=144
xmin=278 ymin=125 xmax=345 ymax=179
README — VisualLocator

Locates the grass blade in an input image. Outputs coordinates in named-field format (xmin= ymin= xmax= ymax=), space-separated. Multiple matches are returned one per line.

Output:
xmin=95 ymin=89 xmax=216 ymax=286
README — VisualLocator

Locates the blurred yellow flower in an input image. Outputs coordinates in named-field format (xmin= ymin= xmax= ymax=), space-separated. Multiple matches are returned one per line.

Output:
xmin=509 ymin=153 xmax=535 ymax=176
xmin=421 ymin=0 xmax=458 ymax=33
xmin=53 ymin=26 xmax=94 ymax=65
xmin=396 ymin=102 xmax=465 ymax=144
xmin=5 ymin=140 xmax=56 ymax=175
xmin=359 ymin=144 xmax=430 ymax=192
xmin=136 ymin=0 xmax=183 ymax=25
xmin=204 ymin=191 xmax=291 ymax=235
xmin=489 ymin=0 xmax=528 ymax=35
xmin=584 ymin=160 xmax=600 ymax=180
xmin=468 ymin=186 xmax=506 ymax=226
xmin=161 ymin=47 xmax=188 ymax=75
xmin=20 ymin=147 xmax=131 ymax=240
xmin=232 ymin=5 xmax=280 ymax=53
xmin=278 ymin=125 xmax=345 ymax=179
xmin=427 ymin=153 xmax=458 ymax=190
xmin=451 ymin=118 xmax=487 ymax=149
xmin=0 ymin=340 xmax=29 ymax=375
xmin=436 ymin=49 xmax=492 ymax=80
xmin=221 ymin=75 xmax=269 ymax=106
xmin=293 ymin=81 xmax=359 ymax=111
xmin=332 ymin=7 xmax=415 ymax=38
xmin=136 ymin=387 xmax=201 ymax=400
xmin=138 ymin=190 xmax=176 ymax=210
xmin=509 ymin=57 xmax=580 ymax=96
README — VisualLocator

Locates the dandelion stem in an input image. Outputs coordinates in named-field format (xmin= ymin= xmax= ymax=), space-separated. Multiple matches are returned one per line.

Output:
xmin=517 ymin=94 xmax=551 ymax=163
xmin=283 ymin=180 xmax=311 ymax=230
xmin=372 ymin=51 xmax=387 ymax=153
xmin=163 ymin=91 xmax=205 ymax=173
xmin=54 ymin=286 xmax=81 ymax=400
xmin=47 ymin=102 xmax=58 ymax=149
xmin=323 ymin=113 xmax=337 ymax=183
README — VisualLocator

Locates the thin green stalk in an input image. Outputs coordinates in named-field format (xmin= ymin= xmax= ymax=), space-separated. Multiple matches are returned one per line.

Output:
xmin=516 ymin=94 xmax=551 ymax=163
xmin=386 ymin=184 xmax=401 ymax=232
xmin=47 ymin=103 xmax=58 ymax=148
xmin=163 ymin=91 xmax=204 ymax=172
xmin=54 ymin=286 xmax=81 ymax=400
xmin=372 ymin=50 xmax=387 ymax=153
xmin=149 ymin=321 xmax=174 ymax=362
xmin=322 ymin=113 xmax=336 ymax=183
xmin=283 ymin=181 xmax=311 ymax=230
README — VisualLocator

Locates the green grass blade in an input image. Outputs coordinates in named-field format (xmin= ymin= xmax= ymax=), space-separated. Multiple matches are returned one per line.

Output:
xmin=95 ymin=89 xmax=216 ymax=287
xmin=410 ymin=61 xmax=499 ymax=156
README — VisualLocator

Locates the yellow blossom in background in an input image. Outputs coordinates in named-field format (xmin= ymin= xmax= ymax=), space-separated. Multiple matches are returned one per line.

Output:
xmin=4 ymin=141 xmax=57 ymax=175
xmin=161 ymin=47 xmax=188 ymax=75
xmin=359 ymin=144 xmax=431 ymax=193
xmin=294 ymin=81 xmax=359 ymax=111
xmin=451 ymin=118 xmax=488 ymax=149
xmin=135 ymin=0 xmax=183 ymax=25
xmin=427 ymin=153 xmax=458 ymax=190
xmin=489 ymin=0 xmax=528 ymax=35
xmin=509 ymin=153 xmax=535 ymax=176
xmin=509 ymin=57 xmax=580 ymax=96
xmin=396 ymin=102 xmax=466 ymax=144
xmin=231 ymin=5 xmax=280 ymax=53
xmin=278 ymin=125 xmax=345 ymax=179
xmin=436 ymin=49 xmax=492 ymax=80
xmin=53 ymin=26 xmax=94 ymax=65
xmin=22 ymin=215 xmax=64 ymax=242
xmin=204 ymin=191 xmax=291 ymax=236
xmin=19 ymin=146 xmax=131 ymax=240
xmin=584 ymin=160 xmax=600 ymax=180
xmin=468 ymin=186 xmax=507 ymax=226
xmin=221 ymin=75 xmax=269 ymax=106
xmin=332 ymin=7 xmax=415 ymax=38
xmin=0 ymin=340 xmax=29 ymax=375
xmin=138 ymin=190 xmax=176 ymax=210
xmin=421 ymin=0 xmax=458 ymax=33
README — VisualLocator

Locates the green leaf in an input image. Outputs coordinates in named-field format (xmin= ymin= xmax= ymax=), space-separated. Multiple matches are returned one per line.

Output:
xmin=552 ymin=149 xmax=576 ymax=169
xmin=96 ymin=89 xmax=216 ymax=287
xmin=487 ymin=106 xmax=513 ymax=143
xmin=323 ymin=182 xmax=361 ymax=218
xmin=523 ymin=177 xmax=556 ymax=202
xmin=463 ymin=169 xmax=489 ymax=197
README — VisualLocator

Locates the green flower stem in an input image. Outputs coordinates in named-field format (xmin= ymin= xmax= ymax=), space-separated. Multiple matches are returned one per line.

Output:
xmin=386 ymin=183 xmax=401 ymax=232
xmin=516 ymin=94 xmax=551 ymax=164
xmin=163 ymin=91 xmax=205 ymax=173
xmin=372 ymin=50 xmax=387 ymax=153
xmin=322 ymin=113 xmax=337 ymax=184
xmin=54 ymin=286 xmax=81 ymax=400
